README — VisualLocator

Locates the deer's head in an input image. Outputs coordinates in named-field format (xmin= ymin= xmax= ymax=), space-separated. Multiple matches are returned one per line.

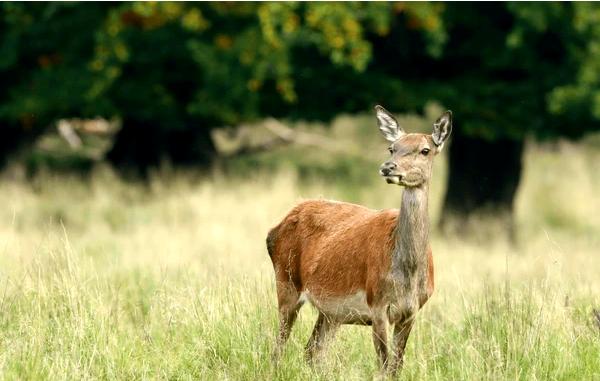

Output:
xmin=375 ymin=105 xmax=452 ymax=188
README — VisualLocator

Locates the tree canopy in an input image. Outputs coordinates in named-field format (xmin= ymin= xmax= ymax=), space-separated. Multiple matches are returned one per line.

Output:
xmin=2 ymin=3 xmax=599 ymax=140
xmin=1 ymin=3 xmax=600 ymax=223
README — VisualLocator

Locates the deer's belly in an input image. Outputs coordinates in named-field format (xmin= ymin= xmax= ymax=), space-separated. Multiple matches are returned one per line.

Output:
xmin=302 ymin=290 xmax=373 ymax=324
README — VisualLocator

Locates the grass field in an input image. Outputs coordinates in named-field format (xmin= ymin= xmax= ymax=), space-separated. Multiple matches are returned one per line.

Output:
xmin=1 ymin=120 xmax=599 ymax=380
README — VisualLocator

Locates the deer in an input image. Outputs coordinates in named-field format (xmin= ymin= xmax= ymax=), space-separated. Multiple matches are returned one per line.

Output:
xmin=266 ymin=105 xmax=452 ymax=374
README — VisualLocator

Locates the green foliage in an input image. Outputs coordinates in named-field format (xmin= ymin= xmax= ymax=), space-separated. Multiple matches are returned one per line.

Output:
xmin=547 ymin=4 xmax=600 ymax=122
xmin=1 ymin=3 xmax=599 ymax=146
xmin=0 ymin=3 xmax=107 ymax=126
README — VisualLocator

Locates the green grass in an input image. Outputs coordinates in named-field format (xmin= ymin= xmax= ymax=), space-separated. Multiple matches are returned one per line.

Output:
xmin=1 ymin=126 xmax=599 ymax=379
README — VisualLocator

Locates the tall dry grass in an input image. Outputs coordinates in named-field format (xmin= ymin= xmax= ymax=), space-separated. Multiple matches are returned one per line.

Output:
xmin=0 ymin=126 xmax=599 ymax=379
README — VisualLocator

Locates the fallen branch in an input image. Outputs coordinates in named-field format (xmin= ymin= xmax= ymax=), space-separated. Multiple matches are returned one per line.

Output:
xmin=215 ymin=118 xmax=357 ymax=158
xmin=262 ymin=118 xmax=350 ymax=155
xmin=57 ymin=120 xmax=82 ymax=149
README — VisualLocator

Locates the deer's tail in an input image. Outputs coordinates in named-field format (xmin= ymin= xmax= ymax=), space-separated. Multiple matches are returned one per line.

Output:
xmin=266 ymin=225 xmax=279 ymax=258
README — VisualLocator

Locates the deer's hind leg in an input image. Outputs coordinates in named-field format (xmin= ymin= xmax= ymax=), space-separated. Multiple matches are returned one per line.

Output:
xmin=272 ymin=281 xmax=303 ymax=361
xmin=305 ymin=312 xmax=339 ymax=363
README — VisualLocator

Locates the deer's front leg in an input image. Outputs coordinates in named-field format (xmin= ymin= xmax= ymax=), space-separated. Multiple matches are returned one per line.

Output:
xmin=389 ymin=317 xmax=415 ymax=375
xmin=371 ymin=311 xmax=388 ymax=369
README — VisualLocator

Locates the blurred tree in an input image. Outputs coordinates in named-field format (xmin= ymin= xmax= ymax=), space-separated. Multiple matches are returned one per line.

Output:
xmin=252 ymin=3 xmax=600 ymax=231
xmin=1 ymin=2 xmax=599 ymax=226
xmin=0 ymin=2 xmax=429 ymax=171
xmin=414 ymin=3 xmax=600 ymax=231
xmin=0 ymin=3 xmax=109 ymax=165
xmin=87 ymin=2 xmax=401 ymax=171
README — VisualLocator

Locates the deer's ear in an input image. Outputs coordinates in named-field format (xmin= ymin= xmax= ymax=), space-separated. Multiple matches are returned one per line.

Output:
xmin=432 ymin=110 xmax=452 ymax=151
xmin=375 ymin=105 xmax=404 ymax=142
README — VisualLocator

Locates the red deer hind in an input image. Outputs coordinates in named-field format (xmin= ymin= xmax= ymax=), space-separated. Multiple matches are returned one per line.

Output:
xmin=267 ymin=106 xmax=452 ymax=374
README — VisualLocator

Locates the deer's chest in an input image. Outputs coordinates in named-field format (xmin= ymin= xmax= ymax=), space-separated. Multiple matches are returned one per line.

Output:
xmin=383 ymin=270 xmax=428 ymax=322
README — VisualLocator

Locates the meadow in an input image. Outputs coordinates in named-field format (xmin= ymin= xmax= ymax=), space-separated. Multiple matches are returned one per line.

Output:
xmin=0 ymin=115 xmax=599 ymax=380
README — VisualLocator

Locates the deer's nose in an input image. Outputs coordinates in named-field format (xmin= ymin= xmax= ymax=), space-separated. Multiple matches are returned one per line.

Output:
xmin=379 ymin=162 xmax=397 ymax=176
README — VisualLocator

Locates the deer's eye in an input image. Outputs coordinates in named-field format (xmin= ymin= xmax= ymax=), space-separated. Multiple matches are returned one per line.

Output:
xmin=388 ymin=147 xmax=394 ymax=154
xmin=421 ymin=148 xmax=430 ymax=155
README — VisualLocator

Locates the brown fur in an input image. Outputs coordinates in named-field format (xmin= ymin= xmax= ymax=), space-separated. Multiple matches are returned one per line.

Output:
xmin=423 ymin=247 xmax=435 ymax=307
xmin=268 ymin=200 xmax=433 ymax=308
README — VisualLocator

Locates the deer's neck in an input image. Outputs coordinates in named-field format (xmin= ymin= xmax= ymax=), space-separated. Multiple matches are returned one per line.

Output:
xmin=392 ymin=186 xmax=430 ymax=279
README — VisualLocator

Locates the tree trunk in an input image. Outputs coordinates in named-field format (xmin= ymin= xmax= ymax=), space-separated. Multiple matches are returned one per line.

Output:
xmin=440 ymin=130 xmax=524 ymax=240
xmin=106 ymin=118 xmax=216 ymax=175
xmin=0 ymin=121 xmax=38 ymax=169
